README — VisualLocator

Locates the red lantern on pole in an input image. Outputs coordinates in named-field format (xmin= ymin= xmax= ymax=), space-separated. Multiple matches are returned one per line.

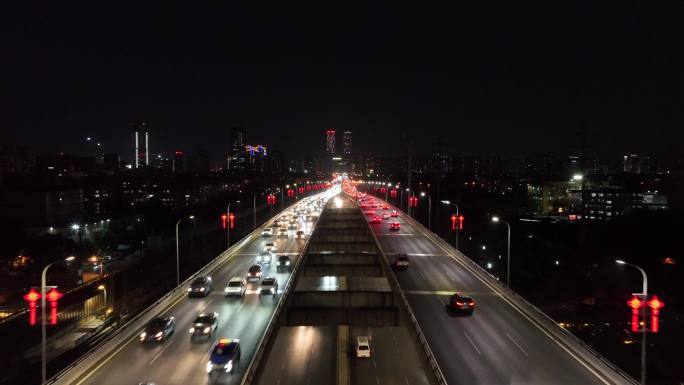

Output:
xmin=647 ymin=296 xmax=664 ymax=333
xmin=451 ymin=214 xmax=457 ymax=230
xmin=306 ymin=185 xmax=311 ymax=192
xmin=228 ymin=213 xmax=235 ymax=229
xmin=458 ymin=215 xmax=464 ymax=230
xmin=46 ymin=288 xmax=63 ymax=325
xmin=628 ymin=296 xmax=643 ymax=332
xmin=23 ymin=288 xmax=41 ymax=326
xmin=220 ymin=214 xmax=228 ymax=229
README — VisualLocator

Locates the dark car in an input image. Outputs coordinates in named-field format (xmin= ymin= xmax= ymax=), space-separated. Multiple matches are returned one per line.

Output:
xmin=448 ymin=293 xmax=476 ymax=315
xmin=188 ymin=276 xmax=213 ymax=297
xmin=394 ymin=254 xmax=409 ymax=270
xmin=206 ymin=339 xmax=241 ymax=374
xmin=276 ymin=255 xmax=292 ymax=272
xmin=189 ymin=312 xmax=219 ymax=342
xmin=139 ymin=316 xmax=176 ymax=342
xmin=389 ymin=222 xmax=401 ymax=231
xmin=247 ymin=264 xmax=263 ymax=281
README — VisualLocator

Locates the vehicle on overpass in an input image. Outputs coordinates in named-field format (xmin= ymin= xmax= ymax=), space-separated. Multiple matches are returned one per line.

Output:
xmin=382 ymin=212 xmax=391 ymax=220
xmin=139 ymin=316 xmax=176 ymax=343
xmin=389 ymin=222 xmax=401 ymax=231
xmin=264 ymin=241 xmax=278 ymax=252
xmin=258 ymin=277 xmax=278 ymax=297
xmin=189 ymin=312 xmax=219 ymax=342
xmin=261 ymin=228 xmax=273 ymax=237
xmin=394 ymin=254 xmax=409 ymax=270
xmin=356 ymin=336 xmax=371 ymax=358
xmin=390 ymin=210 xmax=399 ymax=217
xmin=257 ymin=250 xmax=274 ymax=264
xmin=276 ymin=255 xmax=291 ymax=272
xmin=448 ymin=293 xmax=476 ymax=315
xmin=247 ymin=264 xmax=263 ymax=281
xmin=206 ymin=338 xmax=241 ymax=374
xmin=295 ymin=230 xmax=306 ymax=239
xmin=371 ymin=216 xmax=382 ymax=224
xmin=277 ymin=228 xmax=288 ymax=237
xmin=188 ymin=276 xmax=213 ymax=297
xmin=224 ymin=277 xmax=247 ymax=297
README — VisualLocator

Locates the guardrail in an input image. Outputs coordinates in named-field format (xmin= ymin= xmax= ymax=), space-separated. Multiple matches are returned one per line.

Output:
xmin=239 ymin=221 xmax=315 ymax=385
xmin=48 ymin=195 xmax=322 ymax=385
xmin=393 ymin=198 xmax=639 ymax=385
xmin=350 ymin=193 xmax=448 ymax=385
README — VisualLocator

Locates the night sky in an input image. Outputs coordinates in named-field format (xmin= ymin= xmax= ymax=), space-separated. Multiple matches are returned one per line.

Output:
xmin=5 ymin=1 xmax=683 ymax=161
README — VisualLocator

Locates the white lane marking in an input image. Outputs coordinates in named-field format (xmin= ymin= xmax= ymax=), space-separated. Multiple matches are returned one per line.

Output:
xmin=236 ymin=302 xmax=245 ymax=313
xmin=463 ymin=332 xmax=481 ymax=355
xmin=149 ymin=338 xmax=175 ymax=365
xmin=199 ymin=298 xmax=214 ymax=313
xmin=406 ymin=217 xmax=612 ymax=385
xmin=506 ymin=332 xmax=529 ymax=356
xmin=405 ymin=290 xmax=494 ymax=296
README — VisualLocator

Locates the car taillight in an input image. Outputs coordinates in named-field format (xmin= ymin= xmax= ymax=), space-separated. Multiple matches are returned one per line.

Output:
xmin=469 ymin=301 xmax=476 ymax=306
xmin=455 ymin=301 xmax=464 ymax=306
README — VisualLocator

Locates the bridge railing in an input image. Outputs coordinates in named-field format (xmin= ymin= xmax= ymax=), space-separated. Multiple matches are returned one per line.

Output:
xmin=48 ymin=195 xmax=318 ymax=385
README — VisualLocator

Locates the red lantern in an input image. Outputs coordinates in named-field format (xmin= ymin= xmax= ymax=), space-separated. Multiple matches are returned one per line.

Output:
xmin=647 ymin=296 xmax=664 ymax=333
xmin=23 ymin=288 xmax=41 ymax=326
xmin=229 ymin=213 xmax=235 ymax=229
xmin=458 ymin=215 xmax=464 ymax=230
xmin=451 ymin=214 xmax=457 ymax=230
xmin=628 ymin=296 xmax=643 ymax=332
xmin=46 ymin=288 xmax=63 ymax=325
xmin=220 ymin=214 xmax=228 ymax=229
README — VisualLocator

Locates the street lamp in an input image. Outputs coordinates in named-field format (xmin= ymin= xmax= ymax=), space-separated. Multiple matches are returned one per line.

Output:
xmin=97 ymin=285 xmax=107 ymax=324
xmin=441 ymin=200 xmax=461 ymax=249
xmin=616 ymin=259 xmax=648 ymax=385
xmin=420 ymin=192 xmax=432 ymax=230
xmin=175 ymin=215 xmax=194 ymax=287
xmin=41 ymin=255 xmax=75 ymax=384
xmin=491 ymin=216 xmax=512 ymax=287
xmin=227 ymin=201 xmax=239 ymax=248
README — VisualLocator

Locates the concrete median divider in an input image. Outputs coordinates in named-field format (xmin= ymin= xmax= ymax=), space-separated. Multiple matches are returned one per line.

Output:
xmin=48 ymin=196 xmax=320 ymax=385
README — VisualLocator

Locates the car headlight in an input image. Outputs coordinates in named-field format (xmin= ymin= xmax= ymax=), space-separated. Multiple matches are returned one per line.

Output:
xmin=286 ymin=261 xmax=290 ymax=266
xmin=206 ymin=362 xmax=213 ymax=373
xmin=187 ymin=288 xmax=192 ymax=292
xmin=224 ymin=287 xmax=229 ymax=292
xmin=225 ymin=360 xmax=233 ymax=372
xmin=199 ymin=287 xmax=205 ymax=292
xmin=155 ymin=331 xmax=163 ymax=339
xmin=203 ymin=326 xmax=211 ymax=333
xmin=189 ymin=327 xmax=195 ymax=333
xmin=140 ymin=332 xmax=146 ymax=340
xmin=257 ymin=288 xmax=262 ymax=293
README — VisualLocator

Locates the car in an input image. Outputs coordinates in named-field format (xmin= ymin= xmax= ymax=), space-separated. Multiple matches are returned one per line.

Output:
xmin=206 ymin=338 xmax=241 ymax=374
xmin=390 ymin=210 xmax=399 ymax=217
xmin=448 ymin=293 xmax=476 ymax=315
xmin=382 ymin=205 xmax=389 ymax=210
xmin=276 ymin=255 xmax=292 ymax=272
xmin=189 ymin=312 xmax=219 ymax=341
xmin=272 ymin=220 xmax=280 ymax=227
xmin=364 ymin=210 xmax=375 ymax=215
xmin=389 ymin=222 xmax=401 ymax=231
xmin=356 ymin=336 xmax=371 ymax=358
xmin=258 ymin=277 xmax=278 ymax=297
xmin=140 ymin=316 xmax=176 ymax=342
xmin=257 ymin=250 xmax=274 ymax=264
xmin=382 ymin=213 xmax=391 ymax=220
xmin=264 ymin=241 xmax=278 ymax=252
xmin=224 ymin=277 xmax=247 ymax=297
xmin=394 ymin=254 xmax=409 ymax=270
xmin=278 ymin=228 xmax=288 ymax=237
xmin=295 ymin=230 xmax=306 ymax=239
xmin=371 ymin=216 xmax=382 ymax=224
xmin=188 ymin=276 xmax=213 ymax=297
xmin=247 ymin=264 xmax=263 ymax=281
xmin=261 ymin=228 xmax=273 ymax=237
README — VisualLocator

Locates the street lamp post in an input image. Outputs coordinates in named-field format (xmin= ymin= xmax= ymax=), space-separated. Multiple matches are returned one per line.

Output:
xmin=420 ymin=192 xmax=432 ymax=230
xmin=41 ymin=256 xmax=75 ymax=384
xmin=441 ymin=200 xmax=460 ymax=249
xmin=491 ymin=216 xmax=512 ymax=287
xmin=97 ymin=285 xmax=107 ymax=324
xmin=227 ymin=201 xmax=239 ymax=248
xmin=175 ymin=215 xmax=194 ymax=287
xmin=616 ymin=259 xmax=648 ymax=385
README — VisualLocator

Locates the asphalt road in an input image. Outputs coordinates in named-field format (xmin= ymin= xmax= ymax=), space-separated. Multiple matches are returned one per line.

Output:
xmin=75 ymin=221 xmax=313 ymax=385
xmin=365 ymin=201 xmax=614 ymax=385
xmin=256 ymin=326 xmax=336 ymax=385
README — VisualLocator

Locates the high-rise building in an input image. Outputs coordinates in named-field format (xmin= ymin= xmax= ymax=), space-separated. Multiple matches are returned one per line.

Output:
xmin=133 ymin=121 xmax=149 ymax=168
xmin=173 ymin=151 xmax=186 ymax=173
xmin=230 ymin=127 xmax=247 ymax=170
xmin=343 ymin=131 xmax=352 ymax=156
xmin=326 ymin=129 xmax=336 ymax=154
xmin=245 ymin=144 xmax=267 ymax=173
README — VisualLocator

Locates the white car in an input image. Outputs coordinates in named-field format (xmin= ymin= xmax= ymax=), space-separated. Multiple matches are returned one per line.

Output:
xmin=264 ymin=242 xmax=278 ymax=252
xmin=261 ymin=228 xmax=273 ymax=237
xmin=356 ymin=336 xmax=371 ymax=358
xmin=224 ymin=277 xmax=247 ymax=297
xmin=382 ymin=213 xmax=390 ymax=220
xmin=257 ymin=250 xmax=274 ymax=264
xmin=277 ymin=228 xmax=288 ymax=237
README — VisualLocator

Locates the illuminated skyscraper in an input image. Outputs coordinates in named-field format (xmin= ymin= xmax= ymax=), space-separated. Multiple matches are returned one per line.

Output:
xmin=326 ymin=129 xmax=336 ymax=154
xmin=343 ymin=131 xmax=352 ymax=156
xmin=133 ymin=121 xmax=149 ymax=168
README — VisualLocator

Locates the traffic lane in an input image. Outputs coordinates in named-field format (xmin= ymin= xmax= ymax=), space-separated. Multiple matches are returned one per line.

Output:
xmin=78 ymin=236 xmax=306 ymax=385
xmin=350 ymin=327 xmax=431 ymax=385
xmin=256 ymin=326 xmax=336 ymax=385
